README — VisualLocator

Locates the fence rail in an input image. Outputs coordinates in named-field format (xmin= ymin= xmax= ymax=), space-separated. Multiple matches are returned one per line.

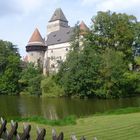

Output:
xmin=0 ymin=117 xmax=97 ymax=140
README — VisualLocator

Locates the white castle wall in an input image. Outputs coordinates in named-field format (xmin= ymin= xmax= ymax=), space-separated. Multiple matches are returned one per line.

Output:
xmin=43 ymin=42 xmax=70 ymax=74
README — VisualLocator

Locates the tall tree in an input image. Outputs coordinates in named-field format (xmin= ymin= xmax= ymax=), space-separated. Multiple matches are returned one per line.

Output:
xmin=0 ymin=40 xmax=21 ymax=94
xmin=57 ymin=11 xmax=140 ymax=98
xmin=19 ymin=63 xmax=42 ymax=95
xmin=92 ymin=11 xmax=137 ymax=63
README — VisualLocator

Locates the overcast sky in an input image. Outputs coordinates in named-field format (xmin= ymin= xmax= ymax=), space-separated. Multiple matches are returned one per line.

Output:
xmin=0 ymin=0 xmax=140 ymax=58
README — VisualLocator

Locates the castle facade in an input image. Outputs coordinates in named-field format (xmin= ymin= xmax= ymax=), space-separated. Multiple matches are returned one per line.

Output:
xmin=25 ymin=8 xmax=88 ymax=74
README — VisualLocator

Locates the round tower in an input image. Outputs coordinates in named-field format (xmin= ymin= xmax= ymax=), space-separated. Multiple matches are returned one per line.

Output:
xmin=26 ymin=28 xmax=46 ymax=67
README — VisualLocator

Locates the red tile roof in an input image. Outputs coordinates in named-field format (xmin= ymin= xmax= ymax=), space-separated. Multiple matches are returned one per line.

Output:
xmin=79 ymin=21 xmax=89 ymax=31
xmin=27 ymin=28 xmax=45 ymax=46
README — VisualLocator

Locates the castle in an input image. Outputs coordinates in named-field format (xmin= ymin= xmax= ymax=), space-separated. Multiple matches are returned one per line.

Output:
xmin=25 ymin=8 xmax=88 ymax=75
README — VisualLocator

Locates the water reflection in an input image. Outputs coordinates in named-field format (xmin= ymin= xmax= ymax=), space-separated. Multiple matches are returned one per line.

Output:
xmin=0 ymin=95 xmax=140 ymax=119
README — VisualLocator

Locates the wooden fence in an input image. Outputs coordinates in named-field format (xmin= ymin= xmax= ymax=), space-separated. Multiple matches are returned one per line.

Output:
xmin=0 ymin=117 xmax=97 ymax=140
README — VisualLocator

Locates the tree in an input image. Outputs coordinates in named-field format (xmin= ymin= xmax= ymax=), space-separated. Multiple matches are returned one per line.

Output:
xmin=92 ymin=11 xmax=137 ymax=63
xmin=133 ymin=22 xmax=140 ymax=56
xmin=96 ymin=48 xmax=128 ymax=98
xmin=0 ymin=40 xmax=21 ymax=94
xmin=56 ymin=11 xmax=140 ymax=98
xmin=56 ymin=23 xmax=83 ymax=97
xmin=41 ymin=76 xmax=64 ymax=97
xmin=19 ymin=63 xmax=42 ymax=95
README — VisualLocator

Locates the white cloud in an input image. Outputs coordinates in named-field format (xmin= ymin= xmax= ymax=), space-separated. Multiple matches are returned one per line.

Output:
xmin=0 ymin=0 xmax=20 ymax=16
xmin=96 ymin=0 xmax=140 ymax=11
xmin=81 ymin=0 xmax=140 ymax=19
xmin=16 ymin=0 xmax=44 ymax=13
xmin=0 ymin=0 xmax=61 ymax=17
xmin=16 ymin=0 xmax=62 ymax=14
xmin=81 ymin=0 xmax=101 ymax=6
xmin=81 ymin=0 xmax=140 ymax=11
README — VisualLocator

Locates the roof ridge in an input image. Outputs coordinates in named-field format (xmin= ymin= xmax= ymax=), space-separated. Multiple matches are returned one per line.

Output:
xmin=79 ymin=21 xmax=89 ymax=31
xmin=49 ymin=8 xmax=68 ymax=22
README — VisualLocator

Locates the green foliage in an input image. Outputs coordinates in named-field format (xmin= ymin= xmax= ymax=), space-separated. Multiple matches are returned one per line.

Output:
xmin=95 ymin=48 xmax=128 ymax=98
xmin=92 ymin=11 xmax=137 ymax=63
xmin=56 ymin=11 xmax=140 ymax=98
xmin=133 ymin=22 xmax=140 ymax=55
xmin=7 ymin=115 xmax=76 ymax=126
xmin=41 ymin=76 xmax=64 ymax=97
xmin=57 ymin=43 xmax=101 ymax=97
xmin=19 ymin=63 xmax=42 ymax=95
xmin=0 ymin=40 xmax=21 ymax=94
xmin=123 ymin=72 xmax=140 ymax=94
xmin=135 ymin=56 xmax=140 ymax=65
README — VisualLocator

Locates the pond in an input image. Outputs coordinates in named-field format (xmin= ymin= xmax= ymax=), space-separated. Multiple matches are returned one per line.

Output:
xmin=0 ymin=95 xmax=140 ymax=119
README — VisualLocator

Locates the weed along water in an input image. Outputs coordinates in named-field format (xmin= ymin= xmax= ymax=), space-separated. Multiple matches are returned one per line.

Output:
xmin=0 ymin=95 xmax=140 ymax=119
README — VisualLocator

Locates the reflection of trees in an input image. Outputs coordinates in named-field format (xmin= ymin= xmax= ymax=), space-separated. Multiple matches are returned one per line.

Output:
xmin=18 ymin=96 xmax=42 ymax=117
xmin=41 ymin=97 xmax=140 ymax=119
xmin=41 ymin=104 xmax=58 ymax=120
xmin=0 ymin=96 xmax=21 ymax=117
xmin=1 ymin=96 xmax=140 ymax=119
xmin=41 ymin=98 xmax=70 ymax=119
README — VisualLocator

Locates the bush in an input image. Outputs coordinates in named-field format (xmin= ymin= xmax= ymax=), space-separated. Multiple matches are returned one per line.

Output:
xmin=41 ymin=76 xmax=64 ymax=97
xmin=19 ymin=63 xmax=42 ymax=95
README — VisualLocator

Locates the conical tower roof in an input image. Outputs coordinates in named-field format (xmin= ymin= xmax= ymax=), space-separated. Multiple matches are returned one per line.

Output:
xmin=49 ymin=8 xmax=68 ymax=22
xmin=27 ymin=28 xmax=45 ymax=46
xmin=79 ymin=21 xmax=89 ymax=31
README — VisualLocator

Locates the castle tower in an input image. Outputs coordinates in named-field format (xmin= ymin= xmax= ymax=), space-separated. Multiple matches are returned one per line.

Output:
xmin=79 ymin=21 xmax=89 ymax=35
xmin=26 ymin=28 xmax=46 ymax=67
xmin=47 ymin=8 xmax=69 ymax=35
xmin=78 ymin=21 xmax=89 ymax=49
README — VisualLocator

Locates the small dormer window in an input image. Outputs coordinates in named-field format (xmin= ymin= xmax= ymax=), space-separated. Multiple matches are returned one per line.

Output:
xmin=53 ymin=34 xmax=56 ymax=37
xmin=57 ymin=39 xmax=61 ymax=42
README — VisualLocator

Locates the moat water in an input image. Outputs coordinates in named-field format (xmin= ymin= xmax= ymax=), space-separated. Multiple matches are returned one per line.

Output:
xmin=0 ymin=95 xmax=140 ymax=119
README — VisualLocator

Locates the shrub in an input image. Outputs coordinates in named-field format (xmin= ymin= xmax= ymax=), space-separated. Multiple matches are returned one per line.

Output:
xmin=41 ymin=76 xmax=64 ymax=97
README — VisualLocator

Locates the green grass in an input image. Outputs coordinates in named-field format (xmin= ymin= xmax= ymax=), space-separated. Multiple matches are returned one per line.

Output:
xmin=5 ymin=107 xmax=140 ymax=139
xmin=14 ymin=112 xmax=140 ymax=140
xmin=6 ymin=115 xmax=76 ymax=126
xmin=7 ymin=107 xmax=140 ymax=125
xmin=95 ymin=106 xmax=140 ymax=116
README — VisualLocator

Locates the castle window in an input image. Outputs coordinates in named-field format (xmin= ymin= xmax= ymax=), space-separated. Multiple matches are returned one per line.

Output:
xmin=57 ymin=39 xmax=61 ymax=42
xmin=51 ymin=50 xmax=53 ymax=53
xmin=51 ymin=56 xmax=54 ymax=60
xmin=67 ymin=31 xmax=70 ymax=34
xmin=51 ymin=64 xmax=55 ymax=68
xmin=31 ymin=53 xmax=33 ymax=56
xmin=66 ymin=48 xmax=68 ymax=51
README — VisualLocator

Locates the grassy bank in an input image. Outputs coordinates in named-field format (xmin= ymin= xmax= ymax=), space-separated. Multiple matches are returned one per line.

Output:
xmin=13 ymin=112 xmax=140 ymax=140
xmin=6 ymin=107 xmax=140 ymax=125
xmin=95 ymin=106 xmax=140 ymax=116
xmin=6 ymin=115 xmax=76 ymax=126
xmin=5 ymin=107 xmax=140 ymax=140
